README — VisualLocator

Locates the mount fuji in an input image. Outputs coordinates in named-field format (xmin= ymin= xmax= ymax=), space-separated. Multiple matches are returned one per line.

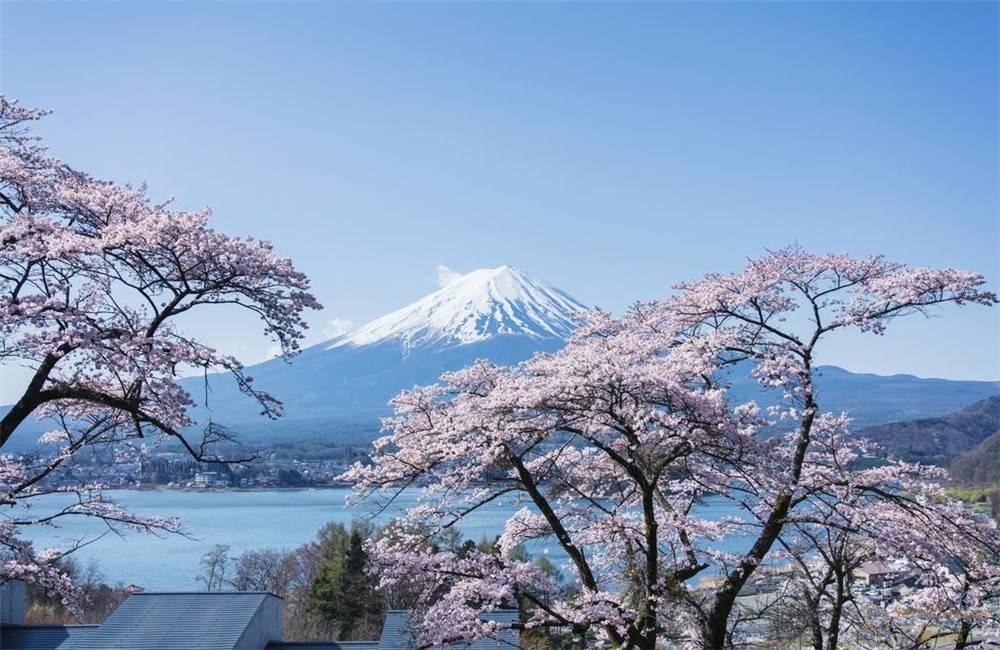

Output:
xmin=183 ymin=266 xmax=589 ymax=444
xmin=325 ymin=265 xmax=584 ymax=351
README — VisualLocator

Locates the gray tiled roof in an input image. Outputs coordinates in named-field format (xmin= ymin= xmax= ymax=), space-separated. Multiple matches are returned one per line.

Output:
xmin=69 ymin=592 xmax=281 ymax=650
xmin=379 ymin=611 xmax=520 ymax=649
xmin=1 ymin=595 xmax=518 ymax=650
xmin=0 ymin=624 xmax=98 ymax=650
xmin=266 ymin=610 xmax=520 ymax=650
xmin=267 ymin=641 xmax=380 ymax=650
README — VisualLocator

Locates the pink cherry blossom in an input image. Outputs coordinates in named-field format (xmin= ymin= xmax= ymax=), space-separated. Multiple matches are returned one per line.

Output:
xmin=0 ymin=97 xmax=319 ymax=609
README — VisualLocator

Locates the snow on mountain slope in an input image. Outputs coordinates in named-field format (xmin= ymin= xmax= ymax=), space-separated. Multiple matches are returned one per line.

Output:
xmin=326 ymin=266 xmax=587 ymax=351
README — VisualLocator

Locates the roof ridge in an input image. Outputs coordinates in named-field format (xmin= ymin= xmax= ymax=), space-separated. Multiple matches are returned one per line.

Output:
xmin=130 ymin=590 xmax=284 ymax=599
xmin=0 ymin=623 xmax=100 ymax=628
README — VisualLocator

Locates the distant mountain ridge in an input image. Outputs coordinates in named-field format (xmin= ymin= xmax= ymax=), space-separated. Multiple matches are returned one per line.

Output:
xmin=857 ymin=396 xmax=1000 ymax=467
xmin=727 ymin=365 xmax=1000 ymax=428
xmin=2 ymin=266 xmax=999 ymax=451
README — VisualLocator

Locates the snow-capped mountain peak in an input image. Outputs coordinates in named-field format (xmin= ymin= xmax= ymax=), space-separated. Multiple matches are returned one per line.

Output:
xmin=327 ymin=266 xmax=587 ymax=351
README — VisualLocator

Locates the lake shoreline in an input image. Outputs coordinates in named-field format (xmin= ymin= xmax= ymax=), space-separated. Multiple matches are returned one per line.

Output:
xmin=25 ymin=488 xmax=748 ymax=591
xmin=108 ymin=485 xmax=353 ymax=493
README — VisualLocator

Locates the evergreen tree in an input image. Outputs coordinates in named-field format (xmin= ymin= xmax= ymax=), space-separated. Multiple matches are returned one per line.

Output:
xmin=307 ymin=522 xmax=350 ymax=628
xmin=337 ymin=527 xmax=383 ymax=639
xmin=307 ymin=520 xmax=383 ymax=640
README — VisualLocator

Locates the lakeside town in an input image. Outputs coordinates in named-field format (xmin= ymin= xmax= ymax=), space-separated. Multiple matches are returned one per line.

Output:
xmin=39 ymin=442 xmax=1000 ymax=525
xmin=37 ymin=445 xmax=367 ymax=490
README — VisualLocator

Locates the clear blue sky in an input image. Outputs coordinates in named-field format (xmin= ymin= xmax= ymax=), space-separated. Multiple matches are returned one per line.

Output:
xmin=1 ymin=1 xmax=997 ymax=396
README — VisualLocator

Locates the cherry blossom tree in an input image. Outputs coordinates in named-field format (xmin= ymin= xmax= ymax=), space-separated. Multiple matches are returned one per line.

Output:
xmin=344 ymin=247 xmax=996 ymax=649
xmin=877 ymin=499 xmax=1000 ymax=649
xmin=750 ymin=467 xmax=1000 ymax=649
xmin=664 ymin=248 xmax=997 ymax=646
xmin=0 ymin=96 xmax=320 ymax=610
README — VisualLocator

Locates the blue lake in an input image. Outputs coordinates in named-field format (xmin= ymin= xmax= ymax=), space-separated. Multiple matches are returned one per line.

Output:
xmin=21 ymin=489 xmax=748 ymax=590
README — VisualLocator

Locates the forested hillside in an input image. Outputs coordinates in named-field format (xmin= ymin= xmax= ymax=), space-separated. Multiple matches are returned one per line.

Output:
xmin=858 ymin=396 xmax=999 ymax=467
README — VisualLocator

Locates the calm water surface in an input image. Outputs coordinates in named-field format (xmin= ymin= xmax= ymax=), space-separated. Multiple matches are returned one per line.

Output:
xmin=22 ymin=489 xmax=747 ymax=590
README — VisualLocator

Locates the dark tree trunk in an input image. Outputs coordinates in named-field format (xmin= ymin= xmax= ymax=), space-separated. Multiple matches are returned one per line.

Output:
xmin=811 ymin=618 xmax=824 ymax=650
xmin=954 ymin=621 xmax=974 ymax=650
xmin=702 ymin=364 xmax=818 ymax=649
xmin=0 ymin=349 xmax=67 ymax=447
xmin=824 ymin=573 xmax=847 ymax=650
xmin=637 ymin=485 xmax=659 ymax=650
